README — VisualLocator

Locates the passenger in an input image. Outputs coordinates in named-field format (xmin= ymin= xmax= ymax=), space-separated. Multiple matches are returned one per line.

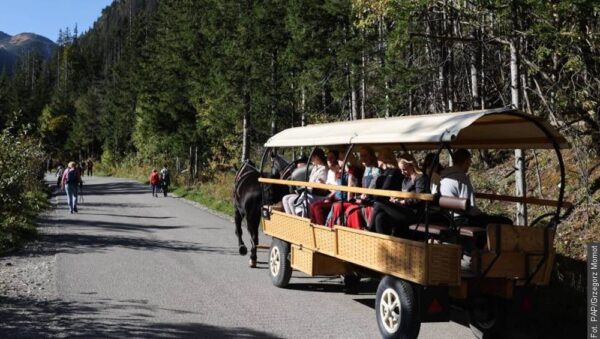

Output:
xmin=355 ymin=145 xmax=381 ymax=204
xmin=310 ymin=150 xmax=361 ymax=225
xmin=282 ymin=148 xmax=328 ymax=217
xmin=439 ymin=149 xmax=513 ymax=227
xmin=373 ymin=154 xmax=429 ymax=236
xmin=289 ymin=155 xmax=308 ymax=181
xmin=309 ymin=150 xmax=339 ymax=224
xmin=326 ymin=147 xmax=383 ymax=229
xmin=366 ymin=148 xmax=404 ymax=231
xmin=421 ymin=152 xmax=444 ymax=194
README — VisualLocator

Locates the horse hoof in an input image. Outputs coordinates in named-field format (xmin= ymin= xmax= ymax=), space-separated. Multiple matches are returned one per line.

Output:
xmin=249 ymin=259 xmax=257 ymax=268
xmin=239 ymin=245 xmax=248 ymax=256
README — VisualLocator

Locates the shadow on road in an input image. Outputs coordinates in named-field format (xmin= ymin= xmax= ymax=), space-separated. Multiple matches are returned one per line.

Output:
xmin=78 ymin=182 xmax=151 ymax=196
xmin=81 ymin=213 xmax=175 ymax=219
xmin=39 ymin=217 xmax=183 ymax=233
xmin=0 ymin=295 xmax=282 ymax=338
xmin=39 ymin=233 xmax=238 ymax=256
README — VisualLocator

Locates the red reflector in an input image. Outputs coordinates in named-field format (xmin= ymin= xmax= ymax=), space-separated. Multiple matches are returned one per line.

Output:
xmin=427 ymin=298 xmax=443 ymax=314
xmin=521 ymin=295 xmax=533 ymax=313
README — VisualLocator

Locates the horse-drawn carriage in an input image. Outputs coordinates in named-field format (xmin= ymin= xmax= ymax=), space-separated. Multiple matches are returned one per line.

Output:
xmin=250 ymin=107 xmax=570 ymax=339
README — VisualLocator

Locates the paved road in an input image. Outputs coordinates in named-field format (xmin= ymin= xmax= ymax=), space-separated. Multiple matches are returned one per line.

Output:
xmin=18 ymin=175 xmax=476 ymax=338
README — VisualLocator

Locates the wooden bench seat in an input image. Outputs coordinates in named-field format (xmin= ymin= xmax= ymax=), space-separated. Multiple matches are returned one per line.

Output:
xmin=409 ymin=223 xmax=486 ymax=238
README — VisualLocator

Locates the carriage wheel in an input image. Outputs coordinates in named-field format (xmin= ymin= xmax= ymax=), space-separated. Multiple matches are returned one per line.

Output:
xmin=375 ymin=276 xmax=421 ymax=339
xmin=467 ymin=296 xmax=507 ymax=339
xmin=269 ymin=238 xmax=292 ymax=287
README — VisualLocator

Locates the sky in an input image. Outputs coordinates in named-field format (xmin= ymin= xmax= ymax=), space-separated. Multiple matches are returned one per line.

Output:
xmin=0 ymin=0 xmax=114 ymax=42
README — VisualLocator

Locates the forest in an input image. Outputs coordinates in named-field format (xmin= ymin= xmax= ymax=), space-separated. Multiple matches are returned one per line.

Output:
xmin=0 ymin=0 xmax=599 ymax=268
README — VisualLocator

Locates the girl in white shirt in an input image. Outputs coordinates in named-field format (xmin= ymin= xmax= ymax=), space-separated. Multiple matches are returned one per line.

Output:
xmin=282 ymin=148 xmax=328 ymax=216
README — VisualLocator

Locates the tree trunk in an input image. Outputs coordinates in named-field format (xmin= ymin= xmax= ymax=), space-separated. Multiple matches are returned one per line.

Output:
xmin=351 ymin=66 xmax=358 ymax=120
xmin=511 ymin=40 xmax=527 ymax=225
xmin=241 ymin=90 xmax=250 ymax=162
xmin=270 ymin=50 xmax=278 ymax=136
xmin=378 ymin=16 xmax=390 ymax=117
xmin=361 ymin=36 xmax=366 ymax=119
xmin=194 ymin=145 xmax=198 ymax=180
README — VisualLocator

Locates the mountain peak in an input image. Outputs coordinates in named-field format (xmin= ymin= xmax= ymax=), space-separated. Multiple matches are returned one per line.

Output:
xmin=0 ymin=31 xmax=56 ymax=74
xmin=0 ymin=31 xmax=10 ymax=42
xmin=9 ymin=32 xmax=54 ymax=46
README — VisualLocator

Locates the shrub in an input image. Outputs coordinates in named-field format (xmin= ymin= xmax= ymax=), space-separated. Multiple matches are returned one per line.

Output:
xmin=0 ymin=129 xmax=46 ymax=250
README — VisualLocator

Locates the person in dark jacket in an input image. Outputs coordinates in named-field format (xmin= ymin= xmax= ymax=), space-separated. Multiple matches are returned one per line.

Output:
xmin=160 ymin=165 xmax=170 ymax=197
xmin=366 ymin=149 xmax=403 ymax=231
xmin=373 ymin=154 xmax=429 ymax=236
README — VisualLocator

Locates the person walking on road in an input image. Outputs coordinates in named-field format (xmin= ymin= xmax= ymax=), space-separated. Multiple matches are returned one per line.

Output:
xmin=160 ymin=165 xmax=170 ymax=197
xmin=87 ymin=159 xmax=94 ymax=176
xmin=56 ymin=165 xmax=65 ymax=189
xmin=149 ymin=169 xmax=160 ymax=197
xmin=61 ymin=162 xmax=81 ymax=214
xmin=75 ymin=162 xmax=84 ymax=189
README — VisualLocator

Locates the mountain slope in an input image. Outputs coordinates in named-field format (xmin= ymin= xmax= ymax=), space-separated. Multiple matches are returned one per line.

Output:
xmin=0 ymin=31 xmax=56 ymax=74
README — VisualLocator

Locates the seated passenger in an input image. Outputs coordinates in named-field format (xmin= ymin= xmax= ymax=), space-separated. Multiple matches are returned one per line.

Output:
xmin=373 ymin=154 xmax=429 ymax=236
xmin=327 ymin=146 xmax=381 ymax=228
xmin=282 ymin=148 xmax=328 ymax=217
xmin=310 ymin=150 xmax=342 ymax=225
xmin=439 ymin=149 xmax=513 ymax=227
xmin=366 ymin=148 xmax=403 ymax=231
xmin=421 ymin=152 xmax=444 ymax=194
xmin=355 ymin=145 xmax=381 ymax=204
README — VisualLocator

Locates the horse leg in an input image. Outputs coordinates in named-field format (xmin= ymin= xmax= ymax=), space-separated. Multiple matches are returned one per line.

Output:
xmin=235 ymin=209 xmax=247 ymax=256
xmin=247 ymin=208 xmax=261 ymax=268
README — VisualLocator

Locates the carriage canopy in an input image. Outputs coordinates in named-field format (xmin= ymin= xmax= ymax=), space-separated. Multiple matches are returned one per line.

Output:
xmin=264 ymin=107 xmax=568 ymax=150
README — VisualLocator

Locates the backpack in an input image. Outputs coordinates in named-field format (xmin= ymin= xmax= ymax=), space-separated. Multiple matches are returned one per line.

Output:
xmin=66 ymin=169 xmax=77 ymax=184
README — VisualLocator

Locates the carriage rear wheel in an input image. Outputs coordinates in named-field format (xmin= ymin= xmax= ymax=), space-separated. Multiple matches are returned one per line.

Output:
xmin=467 ymin=295 xmax=508 ymax=339
xmin=269 ymin=238 xmax=292 ymax=287
xmin=375 ymin=276 xmax=421 ymax=339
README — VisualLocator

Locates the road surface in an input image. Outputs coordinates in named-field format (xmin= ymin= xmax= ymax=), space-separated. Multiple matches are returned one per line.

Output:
xmin=2 ymin=175 xmax=476 ymax=338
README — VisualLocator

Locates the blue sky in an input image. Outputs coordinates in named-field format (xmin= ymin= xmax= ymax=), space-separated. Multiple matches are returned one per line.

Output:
xmin=0 ymin=0 xmax=113 ymax=42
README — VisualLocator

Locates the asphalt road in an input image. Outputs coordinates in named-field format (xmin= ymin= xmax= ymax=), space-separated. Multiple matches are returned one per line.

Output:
xmin=31 ymin=175 xmax=475 ymax=338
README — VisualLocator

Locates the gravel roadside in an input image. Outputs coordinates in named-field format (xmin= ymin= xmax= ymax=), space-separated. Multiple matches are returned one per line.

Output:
xmin=0 ymin=186 xmax=66 ymax=337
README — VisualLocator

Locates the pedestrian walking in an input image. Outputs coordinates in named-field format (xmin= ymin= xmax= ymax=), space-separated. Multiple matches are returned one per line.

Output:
xmin=61 ymin=162 xmax=81 ymax=214
xmin=149 ymin=169 xmax=160 ymax=197
xmin=75 ymin=162 xmax=84 ymax=189
xmin=160 ymin=165 xmax=170 ymax=197
xmin=56 ymin=165 xmax=65 ymax=189
xmin=87 ymin=159 xmax=94 ymax=176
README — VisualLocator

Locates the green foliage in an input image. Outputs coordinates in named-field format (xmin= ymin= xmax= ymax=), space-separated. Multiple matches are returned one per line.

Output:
xmin=0 ymin=127 xmax=46 ymax=250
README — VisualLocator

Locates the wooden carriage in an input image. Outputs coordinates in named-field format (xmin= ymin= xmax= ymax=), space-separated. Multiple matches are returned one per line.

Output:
xmin=257 ymin=107 xmax=571 ymax=339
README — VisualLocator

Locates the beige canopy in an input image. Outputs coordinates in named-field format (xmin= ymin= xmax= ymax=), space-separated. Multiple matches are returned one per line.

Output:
xmin=264 ymin=107 xmax=568 ymax=150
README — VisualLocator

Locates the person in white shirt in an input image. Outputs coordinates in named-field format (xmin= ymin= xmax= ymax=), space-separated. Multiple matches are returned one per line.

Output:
xmin=440 ymin=149 xmax=512 ymax=227
xmin=282 ymin=148 xmax=328 ymax=216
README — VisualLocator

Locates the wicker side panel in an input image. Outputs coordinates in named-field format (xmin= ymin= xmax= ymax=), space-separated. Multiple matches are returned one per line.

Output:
xmin=313 ymin=253 xmax=349 ymax=276
xmin=312 ymin=224 xmax=337 ymax=256
xmin=291 ymin=245 xmax=349 ymax=276
xmin=291 ymin=245 xmax=314 ymax=275
xmin=263 ymin=211 xmax=315 ymax=248
xmin=335 ymin=227 xmax=427 ymax=285
xmin=427 ymin=243 xmax=461 ymax=286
